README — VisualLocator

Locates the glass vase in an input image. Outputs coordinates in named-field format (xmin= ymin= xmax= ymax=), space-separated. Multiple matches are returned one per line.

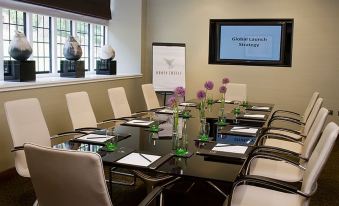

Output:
xmin=172 ymin=106 xmax=179 ymax=150
xmin=218 ymin=97 xmax=227 ymax=126
xmin=198 ymin=102 xmax=210 ymax=141
xmin=175 ymin=117 xmax=189 ymax=156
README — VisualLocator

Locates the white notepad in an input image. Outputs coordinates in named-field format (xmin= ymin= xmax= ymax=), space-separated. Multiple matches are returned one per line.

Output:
xmin=212 ymin=144 xmax=248 ymax=154
xmin=251 ymin=106 xmax=270 ymax=110
xmin=217 ymin=99 xmax=233 ymax=103
xmin=125 ymin=119 xmax=154 ymax=126
xmin=117 ymin=152 xmax=161 ymax=167
xmin=76 ymin=134 xmax=112 ymax=143
xmin=230 ymin=127 xmax=258 ymax=134
xmin=180 ymin=102 xmax=197 ymax=107
xmin=244 ymin=114 xmax=265 ymax=119
xmin=158 ymin=108 xmax=174 ymax=114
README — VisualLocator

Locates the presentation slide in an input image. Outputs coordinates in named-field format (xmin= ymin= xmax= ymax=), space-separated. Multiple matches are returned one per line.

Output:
xmin=219 ymin=25 xmax=282 ymax=61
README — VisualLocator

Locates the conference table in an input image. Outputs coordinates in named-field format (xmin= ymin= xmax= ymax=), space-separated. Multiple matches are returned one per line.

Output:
xmin=55 ymin=100 xmax=274 ymax=201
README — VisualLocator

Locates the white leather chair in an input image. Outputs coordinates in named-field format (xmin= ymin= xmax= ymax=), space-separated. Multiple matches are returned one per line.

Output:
xmin=24 ymin=143 xmax=113 ymax=206
xmin=65 ymin=91 xmax=98 ymax=130
xmin=224 ymin=83 xmax=247 ymax=102
xmin=245 ymin=121 xmax=338 ymax=183
xmin=5 ymin=98 xmax=52 ymax=178
xmin=271 ymin=92 xmax=319 ymax=124
xmin=260 ymin=107 xmax=328 ymax=157
xmin=107 ymin=87 xmax=132 ymax=118
xmin=142 ymin=84 xmax=160 ymax=110
xmin=107 ymin=86 xmax=172 ymax=192
xmin=227 ymin=122 xmax=339 ymax=206
xmin=265 ymin=98 xmax=323 ymax=141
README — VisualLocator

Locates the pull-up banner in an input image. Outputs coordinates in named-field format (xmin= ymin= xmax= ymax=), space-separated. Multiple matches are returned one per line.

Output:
xmin=152 ymin=43 xmax=186 ymax=92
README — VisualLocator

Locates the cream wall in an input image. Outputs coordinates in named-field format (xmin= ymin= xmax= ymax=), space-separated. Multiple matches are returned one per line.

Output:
xmin=144 ymin=0 xmax=339 ymax=123
xmin=0 ymin=0 xmax=145 ymax=172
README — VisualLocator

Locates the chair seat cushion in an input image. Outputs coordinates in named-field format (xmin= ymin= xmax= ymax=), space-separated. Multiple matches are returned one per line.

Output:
xmin=249 ymin=158 xmax=303 ymax=182
xmin=268 ymin=129 xmax=302 ymax=140
xmin=264 ymin=138 xmax=303 ymax=154
xmin=229 ymin=185 xmax=305 ymax=206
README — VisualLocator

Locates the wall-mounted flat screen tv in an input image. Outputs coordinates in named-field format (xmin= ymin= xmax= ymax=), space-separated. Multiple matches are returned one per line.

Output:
xmin=208 ymin=19 xmax=293 ymax=67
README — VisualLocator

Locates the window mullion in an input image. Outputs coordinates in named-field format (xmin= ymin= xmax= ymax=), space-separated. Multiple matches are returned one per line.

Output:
xmin=51 ymin=17 xmax=58 ymax=75
xmin=26 ymin=12 xmax=33 ymax=60
xmin=89 ymin=24 xmax=94 ymax=73
xmin=0 ymin=8 xmax=4 ymax=81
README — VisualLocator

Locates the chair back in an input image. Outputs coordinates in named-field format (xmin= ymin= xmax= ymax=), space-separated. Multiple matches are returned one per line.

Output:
xmin=303 ymin=98 xmax=323 ymax=135
xmin=4 ymin=98 xmax=51 ymax=177
xmin=302 ymin=92 xmax=319 ymax=124
xmin=24 ymin=143 xmax=113 ymax=206
xmin=224 ymin=83 xmax=247 ymax=102
xmin=65 ymin=91 xmax=97 ymax=130
xmin=108 ymin=87 xmax=132 ymax=118
xmin=142 ymin=84 xmax=160 ymax=110
xmin=301 ymin=122 xmax=339 ymax=195
xmin=301 ymin=107 xmax=328 ymax=159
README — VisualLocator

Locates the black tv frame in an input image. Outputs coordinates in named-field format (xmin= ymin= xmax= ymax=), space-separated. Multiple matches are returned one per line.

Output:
xmin=208 ymin=19 xmax=293 ymax=67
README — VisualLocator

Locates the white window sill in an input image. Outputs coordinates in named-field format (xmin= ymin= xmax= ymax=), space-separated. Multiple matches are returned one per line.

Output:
xmin=0 ymin=73 xmax=143 ymax=93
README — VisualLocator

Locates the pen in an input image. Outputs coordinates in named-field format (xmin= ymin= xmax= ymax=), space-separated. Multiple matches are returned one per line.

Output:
xmin=139 ymin=153 xmax=152 ymax=162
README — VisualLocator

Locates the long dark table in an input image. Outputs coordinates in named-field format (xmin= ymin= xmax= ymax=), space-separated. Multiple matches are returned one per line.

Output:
xmin=55 ymin=101 xmax=273 ymax=195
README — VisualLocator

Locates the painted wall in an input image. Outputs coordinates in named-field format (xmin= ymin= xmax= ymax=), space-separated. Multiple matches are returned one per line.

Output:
xmin=109 ymin=0 xmax=142 ymax=75
xmin=0 ymin=0 xmax=144 ymax=172
xmin=144 ymin=0 xmax=339 ymax=123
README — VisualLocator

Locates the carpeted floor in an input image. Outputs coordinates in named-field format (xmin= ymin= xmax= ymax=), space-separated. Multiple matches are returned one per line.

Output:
xmin=1 ymin=142 xmax=338 ymax=206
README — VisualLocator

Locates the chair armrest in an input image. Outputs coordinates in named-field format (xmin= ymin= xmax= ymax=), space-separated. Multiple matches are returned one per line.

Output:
xmin=262 ymin=127 xmax=302 ymax=136
xmin=51 ymin=131 xmax=87 ymax=139
xmin=11 ymin=146 xmax=24 ymax=152
xmin=250 ymin=145 xmax=303 ymax=159
xmin=268 ymin=116 xmax=304 ymax=127
xmin=256 ymin=133 xmax=303 ymax=146
xmin=243 ymin=151 xmax=306 ymax=176
xmin=232 ymin=175 xmax=311 ymax=199
xmin=138 ymin=177 xmax=182 ymax=206
xmin=138 ymin=186 xmax=163 ymax=206
xmin=271 ymin=110 xmax=301 ymax=118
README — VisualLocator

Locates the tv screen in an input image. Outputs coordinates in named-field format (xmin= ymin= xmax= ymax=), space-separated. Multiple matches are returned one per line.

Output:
xmin=209 ymin=19 xmax=293 ymax=67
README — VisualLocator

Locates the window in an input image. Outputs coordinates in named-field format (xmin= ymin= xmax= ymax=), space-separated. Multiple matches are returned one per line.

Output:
xmin=1 ymin=8 xmax=108 ymax=76
xmin=76 ymin=22 xmax=90 ymax=71
xmin=56 ymin=18 xmax=72 ymax=71
xmin=93 ymin=24 xmax=105 ymax=69
xmin=32 ymin=14 xmax=51 ymax=73
xmin=2 ymin=9 xmax=26 ymax=60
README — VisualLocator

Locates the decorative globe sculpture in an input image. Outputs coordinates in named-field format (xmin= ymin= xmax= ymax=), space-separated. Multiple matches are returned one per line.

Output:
xmin=8 ymin=31 xmax=32 ymax=61
xmin=63 ymin=36 xmax=82 ymax=61
xmin=100 ymin=45 xmax=115 ymax=60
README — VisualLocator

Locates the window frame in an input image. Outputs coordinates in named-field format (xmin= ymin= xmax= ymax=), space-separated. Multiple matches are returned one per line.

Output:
xmin=1 ymin=7 xmax=108 ymax=78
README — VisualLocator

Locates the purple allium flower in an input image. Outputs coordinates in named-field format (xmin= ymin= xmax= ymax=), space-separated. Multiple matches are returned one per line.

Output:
xmin=222 ymin=77 xmax=230 ymax=84
xmin=167 ymin=96 xmax=176 ymax=107
xmin=204 ymin=81 xmax=214 ymax=90
xmin=196 ymin=90 xmax=206 ymax=100
xmin=219 ymin=85 xmax=227 ymax=94
xmin=174 ymin=86 xmax=185 ymax=97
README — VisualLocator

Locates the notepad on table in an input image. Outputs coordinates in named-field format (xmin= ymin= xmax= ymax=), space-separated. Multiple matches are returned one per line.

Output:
xmin=217 ymin=99 xmax=233 ymax=103
xmin=125 ymin=119 xmax=154 ymax=126
xmin=230 ymin=127 xmax=258 ymax=134
xmin=251 ymin=106 xmax=270 ymax=111
xmin=117 ymin=152 xmax=161 ymax=167
xmin=157 ymin=108 xmax=174 ymax=114
xmin=180 ymin=102 xmax=197 ymax=107
xmin=243 ymin=114 xmax=265 ymax=119
xmin=76 ymin=134 xmax=112 ymax=143
xmin=212 ymin=144 xmax=248 ymax=154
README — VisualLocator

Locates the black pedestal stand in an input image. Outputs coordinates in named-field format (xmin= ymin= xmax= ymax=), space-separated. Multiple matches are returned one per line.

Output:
xmin=60 ymin=60 xmax=85 ymax=78
xmin=4 ymin=60 xmax=36 ymax=82
xmin=96 ymin=60 xmax=116 ymax=75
